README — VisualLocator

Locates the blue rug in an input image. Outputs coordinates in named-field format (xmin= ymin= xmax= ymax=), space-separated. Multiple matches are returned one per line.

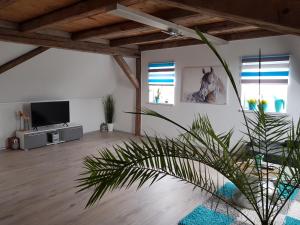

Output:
xmin=285 ymin=217 xmax=300 ymax=225
xmin=179 ymin=206 xmax=234 ymax=225
xmin=278 ymin=183 xmax=300 ymax=201
xmin=215 ymin=182 xmax=237 ymax=199
xmin=179 ymin=182 xmax=300 ymax=225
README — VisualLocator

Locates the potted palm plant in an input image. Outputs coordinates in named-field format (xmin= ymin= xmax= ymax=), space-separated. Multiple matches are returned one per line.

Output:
xmin=78 ymin=32 xmax=300 ymax=225
xmin=259 ymin=99 xmax=268 ymax=112
xmin=154 ymin=88 xmax=161 ymax=103
xmin=247 ymin=99 xmax=257 ymax=110
xmin=103 ymin=95 xmax=115 ymax=132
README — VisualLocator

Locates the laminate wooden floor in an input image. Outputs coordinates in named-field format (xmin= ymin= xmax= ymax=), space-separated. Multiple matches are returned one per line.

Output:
xmin=0 ymin=131 xmax=205 ymax=225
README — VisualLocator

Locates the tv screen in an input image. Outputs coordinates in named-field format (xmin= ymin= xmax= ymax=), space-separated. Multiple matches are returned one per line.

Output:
xmin=31 ymin=101 xmax=70 ymax=127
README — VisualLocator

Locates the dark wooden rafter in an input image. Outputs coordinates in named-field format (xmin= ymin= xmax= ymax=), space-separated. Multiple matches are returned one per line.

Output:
xmin=0 ymin=27 xmax=139 ymax=57
xmin=139 ymin=30 xmax=279 ymax=51
xmin=220 ymin=29 xmax=279 ymax=41
xmin=72 ymin=20 xmax=151 ymax=41
xmin=0 ymin=0 xmax=16 ymax=8
xmin=110 ymin=32 xmax=170 ymax=46
xmin=20 ymin=0 xmax=118 ymax=33
xmin=113 ymin=55 xmax=140 ymax=88
xmin=154 ymin=0 xmax=300 ymax=35
xmin=71 ymin=8 xmax=207 ymax=41
xmin=110 ymin=21 xmax=258 ymax=46
xmin=139 ymin=39 xmax=202 ymax=51
xmin=135 ymin=57 xmax=141 ymax=136
xmin=0 ymin=46 xmax=49 ymax=75
xmin=18 ymin=0 xmax=148 ymax=33
xmin=196 ymin=21 xmax=258 ymax=34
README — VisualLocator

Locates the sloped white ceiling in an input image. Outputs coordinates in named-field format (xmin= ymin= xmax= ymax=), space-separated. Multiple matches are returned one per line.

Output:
xmin=0 ymin=41 xmax=121 ymax=103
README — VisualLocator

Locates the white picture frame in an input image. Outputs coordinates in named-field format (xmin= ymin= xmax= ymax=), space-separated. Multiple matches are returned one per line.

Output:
xmin=181 ymin=66 xmax=228 ymax=105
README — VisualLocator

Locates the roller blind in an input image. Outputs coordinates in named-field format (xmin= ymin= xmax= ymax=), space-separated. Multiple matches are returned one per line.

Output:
xmin=241 ymin=54 xmax=290 ymax=84
xmin=148 ymin=61 xmax=175 ymax=86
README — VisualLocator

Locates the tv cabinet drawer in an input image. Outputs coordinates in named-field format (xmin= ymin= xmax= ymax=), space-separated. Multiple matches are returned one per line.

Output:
xmin=60 ymin=126 xmax=83 ymax=142
xmin=24 ymin=133 xmax=47 ymax=149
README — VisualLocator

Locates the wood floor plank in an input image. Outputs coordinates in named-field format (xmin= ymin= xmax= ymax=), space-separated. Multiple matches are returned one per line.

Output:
xmin=0 ymin=131 xmax=205 ymax=225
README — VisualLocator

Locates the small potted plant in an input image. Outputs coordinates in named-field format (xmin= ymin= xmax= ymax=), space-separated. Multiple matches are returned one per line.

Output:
xmin=154 ymin=89 xmax=161 ymax=104
xmin=103 ymin=95 xmax=115 ymax=132
xmin=247 ymin=99 xmax=257 ymax=110
xmin=274 ymin=98 xmax=285 ymax=112
xmin=258 ymin=99 xmax=268 ymax=112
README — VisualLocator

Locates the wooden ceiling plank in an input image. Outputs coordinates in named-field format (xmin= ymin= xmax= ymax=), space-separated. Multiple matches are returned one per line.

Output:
xmin=0 ymin=27 xmax=139 ymax=57
xmin=108 ymin=4 xmax=227 ymax=44
xmin=0 ymin=0 xmax=16 ymax=9
xmin=139 ymin=39 xmax=201 ymax=51
xmin=110 ymin=21 xmax=258 ymax=46
xmin=0 ymin=46 xmax=49 ymax=75
xmin=154 ymin=0 xmax=300 ymax=35
xmin=113 ymin=55 xmax=140 ymax=89
xmin=72 ymin=20 xmax=149 ymax=41
xmin=139 ymin=30 xmax=280 ymax=51
xmin=20 ymin=0 xmax=118 ymax=33
xmin=71 ymin=8 xmax=201 ymax=41
xmin=110 ymin=32 xmax=171 ymax=46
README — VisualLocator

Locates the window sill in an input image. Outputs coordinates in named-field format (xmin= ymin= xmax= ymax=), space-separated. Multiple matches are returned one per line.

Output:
xmin=238 ymin=109 xmax=288 ymax=115
xmin=147 ymin=102 xmax=174 ymax=107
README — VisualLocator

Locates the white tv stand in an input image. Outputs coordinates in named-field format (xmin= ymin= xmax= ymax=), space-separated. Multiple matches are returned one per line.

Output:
xmin=16 ymin=124 xmax=83 ymax=150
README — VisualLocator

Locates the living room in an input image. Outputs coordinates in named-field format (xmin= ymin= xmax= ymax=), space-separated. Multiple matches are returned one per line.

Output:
xmin=1 ymin=1 xmax=300 ymax=225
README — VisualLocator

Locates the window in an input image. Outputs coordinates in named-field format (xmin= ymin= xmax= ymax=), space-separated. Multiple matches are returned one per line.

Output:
xmin=148 ymin=61 xmax=175 ymax=105
xmin=240 ymin=54 xmax=290 ymax=113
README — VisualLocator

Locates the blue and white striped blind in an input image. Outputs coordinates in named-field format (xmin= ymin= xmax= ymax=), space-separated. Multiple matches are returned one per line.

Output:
xmin=241 ymin=54 xmax=290 ymax=84
xmin=148 ymin=61 xmax=175 ymax=85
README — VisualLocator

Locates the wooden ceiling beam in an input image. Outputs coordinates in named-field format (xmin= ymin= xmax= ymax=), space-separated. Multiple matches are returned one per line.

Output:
xmin=139 ymin=39 xmax=202 ymax=51
xmin=71 ymin=8 xmax=203 ymax=41
xmin=20 ymin=0 xmax=118 ymax=33
xmin=0 ymin=0 xmax=17 ymax=8
xmin=0 ymin=47 xmax=49 ymax=75
xmin=110 ymin=21 xmax=258 ymax=46
xmin=195 ymin=21 xmax=255 ymax=33
xmin=220 ymin=30 xmax=280 ymax=41
xmin=135 ymin=57 xmax=141 ymax=136
xmin=113 ymin=55 xmax=140 ymax=89
xmin=139 ymin=30 xmax=279 ymax=51
xmin=154 ymin=0 xmax=300 ymax=35
xmin=72 ymin=20 xmax=151 ymax=41
xmin=0 ymin=27 xmax=139 ymax=57
xmin=110 ymin=32 xmax=171 ymax=46
xmin=108 ymin=4 xmax=227 ymax=45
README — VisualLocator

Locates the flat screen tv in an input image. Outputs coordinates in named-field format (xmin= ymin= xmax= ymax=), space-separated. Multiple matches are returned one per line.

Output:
xmin=31 ymin=101 xmax=70 ymax=127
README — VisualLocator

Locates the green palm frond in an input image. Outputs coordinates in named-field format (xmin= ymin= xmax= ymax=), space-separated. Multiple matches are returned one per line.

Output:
xmin=78 ymin=31 xmax=300 ymax=225
xmin=103 ymin=95 xmax=115 ymax=123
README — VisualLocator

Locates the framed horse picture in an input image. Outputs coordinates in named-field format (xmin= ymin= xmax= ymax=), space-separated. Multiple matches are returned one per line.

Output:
xmin=181 ymin=66 xmax=228 ymax=104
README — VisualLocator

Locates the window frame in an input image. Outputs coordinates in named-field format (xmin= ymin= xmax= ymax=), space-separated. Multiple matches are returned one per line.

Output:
xmin=239 ymin=54 xmax=290 ymax=114
xmin=147 ymin=61 xmax=176 ymax=106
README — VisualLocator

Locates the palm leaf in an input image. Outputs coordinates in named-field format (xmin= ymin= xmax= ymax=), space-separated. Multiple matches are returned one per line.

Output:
xmin=78 ymin=31 xmax=300 ymax=225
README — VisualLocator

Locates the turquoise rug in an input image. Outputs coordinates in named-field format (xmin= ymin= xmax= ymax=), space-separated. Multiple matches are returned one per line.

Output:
xmin=179 ymin=206 xmax=234 ymax=225
xmin=179 ymin=182 xmax=300 ymax=225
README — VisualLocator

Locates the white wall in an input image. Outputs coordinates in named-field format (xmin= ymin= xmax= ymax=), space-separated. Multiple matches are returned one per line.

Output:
xmin=140 ymin=35 xmax=300 ymax=142
xmin=3 ymin=35 xmax=300 ymax=149
xmin=0 ymin=42 xmax=118 ymax=102
xmin=113 ymin=57 xmax=136 ymax=133
xmin=0 ymin=41 xmax=135 ymax=149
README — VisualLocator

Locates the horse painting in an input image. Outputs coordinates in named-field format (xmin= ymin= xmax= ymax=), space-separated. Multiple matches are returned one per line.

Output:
xmin=182 ymin=67 xmax=227 ymax=104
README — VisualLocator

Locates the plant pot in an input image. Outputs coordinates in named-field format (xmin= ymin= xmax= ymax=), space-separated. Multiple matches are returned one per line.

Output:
xmin=260 ymin=104 xmax=268 ymax=112
xmin=275 ymin=99 xmax=285 ymax=113
xmin=107 ymin=123 xmax=114 ymax=132
xmin=248 ymin=103 xmax=257 ymax=111
xmin=155 ymin=97 xmax=160 ymax=104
